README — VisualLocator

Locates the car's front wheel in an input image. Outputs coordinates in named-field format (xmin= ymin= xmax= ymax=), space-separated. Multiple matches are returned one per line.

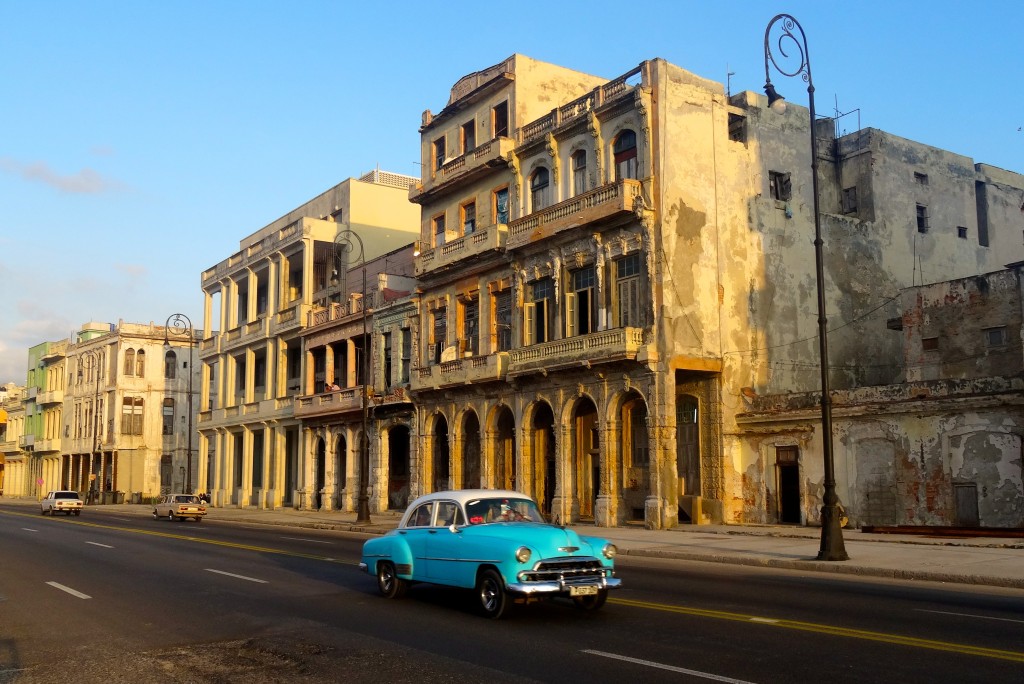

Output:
xmin=168 ymin=511 xmax=176 ymax=522
xmin=152 ymin=509 xmax=159 ymax=519
xmin=572 ymin=589 xmax=608 ymax=611
xmin=376 ymin=562 xmax=407 ymax=599
xmin=477 ymin=568 xmax=508 ymax=619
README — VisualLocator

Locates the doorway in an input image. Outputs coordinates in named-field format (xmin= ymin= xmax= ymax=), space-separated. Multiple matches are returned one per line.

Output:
xmin=776 ymin=446 xmax=801 ymax=524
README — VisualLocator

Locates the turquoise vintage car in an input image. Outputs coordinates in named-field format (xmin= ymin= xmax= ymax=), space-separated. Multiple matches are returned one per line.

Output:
xmin=360 ymin=489 xmax=621 ymax=619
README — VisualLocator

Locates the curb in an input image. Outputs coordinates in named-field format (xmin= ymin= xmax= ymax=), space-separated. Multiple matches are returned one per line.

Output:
xmin=615 ymin=548 xmax=1024 ymax=590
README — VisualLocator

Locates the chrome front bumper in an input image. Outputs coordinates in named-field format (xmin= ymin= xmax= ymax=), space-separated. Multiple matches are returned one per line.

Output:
xmin=506 ymin=576 xmax=622 ymax=596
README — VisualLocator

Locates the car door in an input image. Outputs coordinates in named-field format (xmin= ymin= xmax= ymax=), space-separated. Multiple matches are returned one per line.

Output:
xmin=425 ymin=500 xmax=468 ymax=583
xmin=398 ymin=501 xmax=434 ymax=580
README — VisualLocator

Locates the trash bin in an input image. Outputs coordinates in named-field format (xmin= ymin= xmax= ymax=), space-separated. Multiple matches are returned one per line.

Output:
xmin=101 ymin=491 xmax=114 ymax=505
xmin=131 ymin=492 xmax=142 ymax=504
xmin=115 ymin=491 xmax=125 ymax=505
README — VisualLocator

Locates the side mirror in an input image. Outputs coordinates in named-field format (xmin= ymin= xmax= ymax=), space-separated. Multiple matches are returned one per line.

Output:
xmin=449 ymin=523 xmax=460 ymax=534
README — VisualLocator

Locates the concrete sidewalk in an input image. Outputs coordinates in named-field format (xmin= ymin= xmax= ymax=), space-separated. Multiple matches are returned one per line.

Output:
xmin=8 ymin=498 xmax=1024 ymax=590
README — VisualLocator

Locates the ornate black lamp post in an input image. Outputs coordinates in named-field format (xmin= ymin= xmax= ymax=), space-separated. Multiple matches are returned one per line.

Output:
xmin=164 ymin=313 xmax=195 ymax=495
xmin=81 ymin=349 xmax=103 ymax=502
xmin=764 ymin=13 xmax=849 ymax=561
xmin=334 ymin=227 xmax=371 ymax=524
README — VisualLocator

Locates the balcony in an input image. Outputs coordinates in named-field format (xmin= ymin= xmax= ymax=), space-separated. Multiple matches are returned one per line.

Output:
xmin=507 ymin=328 xmax=645 ymax=378
xmin=411 ymin=352 xmax=509 ymax=392
xmin=18 ymin=434 xmax=34 ymax=448
xmin=507 ymin=179 xmax=643 ymax=251
xmin=294 ymin=387 xmax=366 ymax=419
xmin=37 ymin=389 xmax=64 ymax=405
xmin=35 ymin=437 xmax=62 ymax=453
xmin=373 ymin=384 xmax=413 ymax=408
xmin=415 ymin=223 xmax=508 ymax=276
xmin=410 ymin=137 xmax=515 ymax=203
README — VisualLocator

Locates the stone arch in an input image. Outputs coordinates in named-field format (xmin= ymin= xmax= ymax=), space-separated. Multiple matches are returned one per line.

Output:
xmin=525 ymin=400 xmax=556 ymax=516
xmin=426 ymin=411 xmax=450 ymax=493
xmin=486 ymin=403 xmax=517 ymax=491
xmin=459 ymin=409 xmax=482 ymax=489
xmin=313 ymin=435 xmax=326 ymax=510
xmin=564 ymin=393 xmax=600 ymax=522
xmin=334 ymin=431 xmax=347 ymax=511
xmin=386 ymin=423 xmax=411 ymax=509
xmin=606 ymin=388 xmax=649 ymax=524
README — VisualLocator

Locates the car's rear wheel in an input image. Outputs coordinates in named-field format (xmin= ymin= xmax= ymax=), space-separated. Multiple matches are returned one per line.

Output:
xmin=477 ymin=568 xmax=508 ymax=619
xmin=376 ymin=562 xmax=407 ymax=599
xmin=74 ymin=511 xmax=81 ymax=516
xmin=572 ymin=589 xmax=608 ymax=611
xmin=195 ymin=516 xmax=202 ymax=522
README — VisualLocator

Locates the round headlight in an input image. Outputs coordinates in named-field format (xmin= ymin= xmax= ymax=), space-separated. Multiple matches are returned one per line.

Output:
xmin=515 ymin=546 xmax=532 ymax=563
xmin=602 ymin=543 xmax=617 ymax=559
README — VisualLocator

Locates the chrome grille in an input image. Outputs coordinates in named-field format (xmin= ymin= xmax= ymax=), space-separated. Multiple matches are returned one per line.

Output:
xmin=519 ymin=556 xmax=607 ymax=583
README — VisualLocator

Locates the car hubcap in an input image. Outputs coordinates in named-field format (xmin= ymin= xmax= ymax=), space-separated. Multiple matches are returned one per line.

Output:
xmin=482 ymin=580 xmax=497 ymax=611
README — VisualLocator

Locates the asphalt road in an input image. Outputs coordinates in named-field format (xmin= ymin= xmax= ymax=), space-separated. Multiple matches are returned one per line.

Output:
xmin=2 ymin=504 xmax=1022 ymax=683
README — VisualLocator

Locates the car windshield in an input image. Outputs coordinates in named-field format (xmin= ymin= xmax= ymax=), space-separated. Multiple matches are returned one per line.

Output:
xmin=55 ymin=492 xmax=78 ymax=499
xmin=465 ymin=497 xmax=545 ymax=525
xmin=174 ymin=495 xmax=201 ymax=504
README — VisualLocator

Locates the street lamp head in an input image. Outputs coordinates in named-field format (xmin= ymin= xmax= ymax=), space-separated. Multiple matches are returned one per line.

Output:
xmin=764 ymin=82 xmax=787 ymax=114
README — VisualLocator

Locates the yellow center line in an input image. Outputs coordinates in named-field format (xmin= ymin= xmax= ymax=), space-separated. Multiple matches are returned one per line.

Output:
xmin=2 ymin=509 xmax=343 ymax=563
xmin=609 ymin=597 xmax=1024 ymax=663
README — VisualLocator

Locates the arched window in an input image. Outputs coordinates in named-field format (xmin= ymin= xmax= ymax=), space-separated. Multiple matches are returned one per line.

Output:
xmin=136 ymin=349 xmax=146 ymax=377
xmin=613 ymin=130 xmax=638 ymax=180
xmin=124 ymin=349 xmax=135 ymax=376
xmin=530 ymin=167 xmax=550 ymax=212
xmin=571 ymin=150 xmax=587 ymax=197
xmin=164 ymin=350 xmax=177 ymax=379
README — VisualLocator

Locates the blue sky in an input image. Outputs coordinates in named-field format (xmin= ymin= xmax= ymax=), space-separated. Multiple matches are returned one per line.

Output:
xmin=1 ymin=1 xmax=1021 ymax=384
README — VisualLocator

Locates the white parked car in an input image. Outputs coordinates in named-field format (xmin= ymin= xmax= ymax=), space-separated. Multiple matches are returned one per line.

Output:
xmin=40 ymin=490 xmax=84 ymax=516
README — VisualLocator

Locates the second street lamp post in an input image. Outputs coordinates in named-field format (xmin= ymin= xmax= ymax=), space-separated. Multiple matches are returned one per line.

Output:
xmin=81 ymin=349 xmax=102 ymax=503
xmin=164 ymin=313 xmax=195 ymax=495
xmin=334 ymin=227 xmax=371 ymax=524
xmin=764 ymin=13 xmax=849 ymax=561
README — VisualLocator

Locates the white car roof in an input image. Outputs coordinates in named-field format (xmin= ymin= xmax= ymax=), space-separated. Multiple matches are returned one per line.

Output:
xmin=407 ymin=489 xmax=533 ymax=508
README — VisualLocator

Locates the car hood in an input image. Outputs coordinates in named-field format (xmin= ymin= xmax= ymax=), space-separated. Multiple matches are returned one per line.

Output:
xmin=464 ymin=522 xmax=608 ymax=557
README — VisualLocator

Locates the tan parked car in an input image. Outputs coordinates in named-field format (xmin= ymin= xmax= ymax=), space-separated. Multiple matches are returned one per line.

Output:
xmin=153 ymin=494 xmax=207 ymax=522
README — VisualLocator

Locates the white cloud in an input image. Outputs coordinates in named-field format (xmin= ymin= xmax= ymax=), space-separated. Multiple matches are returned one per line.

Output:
xmin=0 ymin=156 xmax=126 ymax=194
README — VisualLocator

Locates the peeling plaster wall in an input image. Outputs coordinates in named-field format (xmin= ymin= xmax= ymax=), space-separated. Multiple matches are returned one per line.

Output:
xmin=901 ymin=268 xmax=1023 ymax=381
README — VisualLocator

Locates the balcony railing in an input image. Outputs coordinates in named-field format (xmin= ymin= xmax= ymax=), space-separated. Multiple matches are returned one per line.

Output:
xmin=294 ymin=387 xmax=365 ymax=418
xmin=410 ymin=137 xmax=516 ymax=202
xmin=415 ymin=223 xmax=508 ymax=276
xmin=507 ymin=179 xmax=643 ymax=250
xmin=508 ymin=328 xmax=645 ymax=377
xmin=37 ymin=389 xmax=64 ymax=405
xmin=518 ymin=65 xmax=642 ymax=146
xmin=410 ymin=352 xmax=509 ymax=392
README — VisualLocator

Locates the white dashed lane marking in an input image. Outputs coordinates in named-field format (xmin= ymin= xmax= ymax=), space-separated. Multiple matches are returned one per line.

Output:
xmin=205 ymin=569 xmax=268 ymax=584
xmin=46 ymin=582 xmax=92 ymax=599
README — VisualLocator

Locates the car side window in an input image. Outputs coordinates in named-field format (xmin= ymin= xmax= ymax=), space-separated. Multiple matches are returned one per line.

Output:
xmin=409 ymin=502 xmax=434 ymax=527
xmin=435 ymin=501 xmax=460 ymax=527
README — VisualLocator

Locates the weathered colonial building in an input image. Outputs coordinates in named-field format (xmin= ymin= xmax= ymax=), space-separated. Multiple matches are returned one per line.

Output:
xmin=197 ymin=170 xmax=419 ymax=509
xmin=737 ymin=264 xmax=1023 ymax=528
xmin=403 ymin=54 xmax=1024 ymax=528
xmin=0 ymin=384 xmax=27 ymax=496
xmin=296 ymin=243 xmax=418 ymax=512
xmin=4 ymin=321 xmax=201 ymax=501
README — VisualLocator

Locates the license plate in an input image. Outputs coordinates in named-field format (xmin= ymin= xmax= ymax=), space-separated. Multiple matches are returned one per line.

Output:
xmin=569 ymin=585 xmax=598 ymax=597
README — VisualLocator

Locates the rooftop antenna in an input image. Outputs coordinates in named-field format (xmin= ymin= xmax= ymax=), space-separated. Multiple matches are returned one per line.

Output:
xmin=726 ymin=65 xmax=735 ymax=98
